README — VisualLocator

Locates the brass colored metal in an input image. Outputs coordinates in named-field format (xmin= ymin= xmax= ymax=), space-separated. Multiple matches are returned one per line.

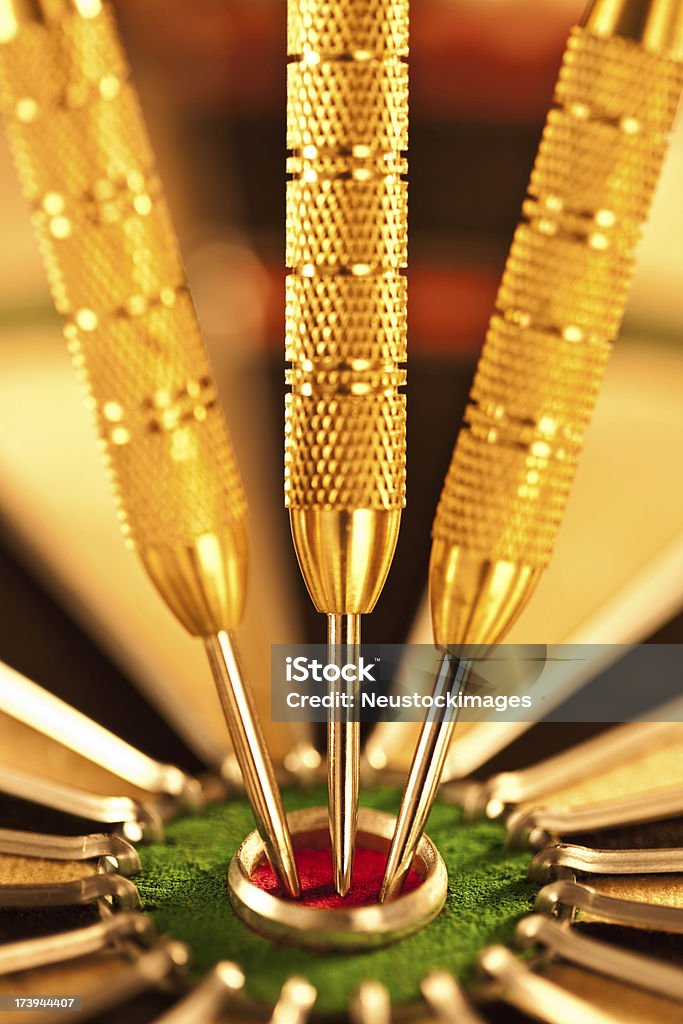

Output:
xmin=0 ymin=872 xmax=140 ymax=911
xmin=228 ymin=807 xmax=447 ymax=951
xmin=0 ymin=912 xmax=154 ymax=977
xmin=443 ymin=721 xmax=683 ymax=813
xmin=270 ymin=978 xmax=317 ymax=1024
xmin=286 ymin=0 xmax=408 ymax=894
xmin=478 ymin=945 xmax=618 ymax=1024
xmin=327 ymin=613 xmax=360 ymax=897
xmin=289 ymin=509 xmax=401 ymax=614
xmin=0 ymin=0 xmax=248 ymax=637
xmin=516 ymin=915 xmax=683 ymax=1002
xmin=139 ymin=526 xmax=248 ymax=638
xmin=54 ymin=940 xmax=190 ymax=1022
xmin=349 ymin=981 xmax=391 ymax=1024
xmin=421 ymin=971 xmax=487 ymax=1024
xmin=0 ymin=659 xmax=197 ymax=803
xmin=0 ymin=759 xmax=164 ymax=840
xmin=0 ymin=827 xmax=140 ymax=876
xmin=582 ymin=0 xmax=683 ymax=54
xmin=0 ymin=0 xmax=299 ymax=896
xmin=430 ymin=18 xmax=683 ymax=647
xmin=205 ymin=632 xmax=300 ymax=899
xmin=507 ymin=785 xmax=683 ymax=849
xmin=535 ymin=879 xmax=683 ymax=933
xmin=382 ymin=3 xmax=683 ymax=902
xmin=529 ymin=843 xmax=683 ymax=883
xmin=379 ymin=653 xmax=469 ymax=903
xmin=153 ymin=962 xmax=245 ymax=1024
xmin=430 ymin=546 xmax=540 ymax=649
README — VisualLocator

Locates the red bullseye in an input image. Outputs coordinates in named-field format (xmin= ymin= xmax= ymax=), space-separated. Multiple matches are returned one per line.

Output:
xmin=230 ymin=808 xmax=447 ymax=949
xmin=251 ymin=847 xmax=423 ymax=908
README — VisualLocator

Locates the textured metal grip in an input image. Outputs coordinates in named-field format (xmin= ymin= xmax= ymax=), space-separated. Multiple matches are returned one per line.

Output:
xmin=285 ymin=0 xmax=408 ymax=513
xmin=0 ymin=3 xmax=248 ymax=634
xmin=434 ymin=28 xmax=683 ymax=568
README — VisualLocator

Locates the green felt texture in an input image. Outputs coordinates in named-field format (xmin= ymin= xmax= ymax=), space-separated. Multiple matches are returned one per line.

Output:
xmin=137 ymin=788 xmax=534 ymax=1013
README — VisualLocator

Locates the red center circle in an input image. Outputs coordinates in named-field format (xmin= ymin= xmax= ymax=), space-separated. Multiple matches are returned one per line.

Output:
xmin=251 ymin=847 xmax=422 ymax=908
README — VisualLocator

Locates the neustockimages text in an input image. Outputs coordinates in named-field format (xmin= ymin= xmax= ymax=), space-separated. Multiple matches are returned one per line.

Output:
xmin=283 ymin=656 xmax=533 ymax=712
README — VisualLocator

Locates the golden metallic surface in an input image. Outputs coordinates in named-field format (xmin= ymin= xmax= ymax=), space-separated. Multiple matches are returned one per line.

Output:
xmin=583 ymin=0 xmax=683 ymax=55
xmin=428 ymin=19 xmax=683 ymax=637
xmin=286 ymin=0 xmax=408 ymax=896
xmin=543 ymin=964 xmax=683 ymax=1024
xmin=432 ymin=25 xmax=683 ymax=595
xmin=228 ymin=807 xmax=447 ymax=951
xmin=270 ymin=978 xmax=318 ymax=1024
xmin=383 ymin=10 xmax=683 ymax=904
xmin=349 ymin=981 xmax=392 ymax=1024
xmin=0 ymin=0 xmax=300 ymax=898
xmin=285 ymin=0 xmax=408 ymax=553
xmin=327 ymin=614 xmax=360 ymax=898
xmin=140 ymin=524 xmax=248 ymax=637
xmin=287 ymin=0 xmax=408 ymax=59
xmin=0 ymin=2 xmax=105 ymax=44
xmin=205 ymin=632 xmax=301 ymax=899
xmin=286 ymin=274 xmax=406 ymax=364
xmin=289 ymin=509 xmax=401 ymax=614
xmin=0 ymin=660 xmax=196 ymax=802
xmin=479 ymin=945 xmax=618 ymax=1024
xmin=285 ymin=396 xmax=406 ymax=511
xmin=379 ymin=653 xmax=470 ymax=904
xmin=429 ymin=546 xmax=540 ymax=649
xmin=0 ymin=0 xmax=248 ymax=636
xmin=516 ymin=914 xmax=683 ymax=1003
xmin=421 ymin=971 xmax=485 ymax=1024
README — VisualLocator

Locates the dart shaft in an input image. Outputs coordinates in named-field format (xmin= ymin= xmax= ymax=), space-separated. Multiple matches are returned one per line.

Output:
xmin=205 ymin=633 xmax=300 ymax=898
xmin=379 ymin=654 xmax=469 ymax=902
xmin=327 ymin=613 xmax=360 ymax=897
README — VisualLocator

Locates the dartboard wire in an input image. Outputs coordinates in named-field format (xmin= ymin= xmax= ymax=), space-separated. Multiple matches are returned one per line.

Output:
xmin=4 ymin=765 xmax=683 ymax=1023
xmin=1 ymin=700 xmax=682 ymax=1022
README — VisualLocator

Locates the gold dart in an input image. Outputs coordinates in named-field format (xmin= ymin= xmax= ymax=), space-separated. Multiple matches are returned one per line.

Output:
xmin=380 ymin=0 xmax=683 ymax=902
xmin=286 ymin=0 xmax=408 ymax=895
xmin=0 ymin=0 xmax=299 ymax=897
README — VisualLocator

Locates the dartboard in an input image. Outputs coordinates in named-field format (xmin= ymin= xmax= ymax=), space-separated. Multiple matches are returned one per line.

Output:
xmin=0 ymin=1 xmax=683 ymax=1022
xmin=1 ymin=543 xmax=683 ymax=1023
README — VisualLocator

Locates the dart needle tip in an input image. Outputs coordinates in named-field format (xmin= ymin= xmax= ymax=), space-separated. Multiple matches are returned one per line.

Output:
xmin=379 ymin=861 xmax=404 ymax=903
xmin=334 ymin=859 xmax=352 ymax=898
xmin=330 ymin=798 xmax=354 ymax=896
xmin=268 ymin=840 xmax=302 ymax=898
xmin=327 ymin=613 xmax=361 ymax=899
xmin=281 ymin=862 xmax=302 ymax=900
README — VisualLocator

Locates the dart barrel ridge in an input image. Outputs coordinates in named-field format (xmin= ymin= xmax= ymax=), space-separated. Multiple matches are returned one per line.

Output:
xmin=285 ymin=0 xmax=408 ymax=614
xmin=0 ymin=0 xmax=248 ymax=637
xmin=430 ymin=0 xmax=683 ymax=647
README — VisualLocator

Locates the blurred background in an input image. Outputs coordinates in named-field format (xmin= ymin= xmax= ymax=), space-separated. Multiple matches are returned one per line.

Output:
xmin=0 ymin=0 xmax=682 ymax=772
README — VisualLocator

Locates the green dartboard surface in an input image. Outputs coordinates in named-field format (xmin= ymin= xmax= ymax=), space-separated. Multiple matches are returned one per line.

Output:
xmin=137 ymin=787 xmax=535 ymax=1013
